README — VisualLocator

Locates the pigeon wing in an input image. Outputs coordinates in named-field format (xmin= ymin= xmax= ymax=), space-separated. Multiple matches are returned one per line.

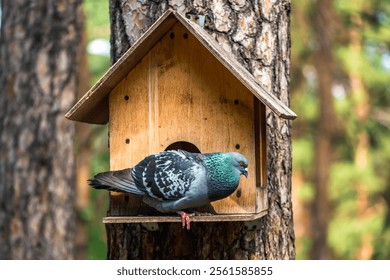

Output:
xmin=132 ymin=151 xmax=200 ymax=200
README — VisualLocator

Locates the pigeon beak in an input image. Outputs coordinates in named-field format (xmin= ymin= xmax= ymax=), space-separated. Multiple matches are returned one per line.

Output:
xmin=242 ymin=168 xmax=248 ymax=178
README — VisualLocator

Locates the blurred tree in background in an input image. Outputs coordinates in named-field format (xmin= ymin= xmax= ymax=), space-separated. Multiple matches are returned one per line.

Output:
xmin=81 ymin=0 xmax=390 ymax=259
xmin=292 ymin=0 xmax=390 ymax=259
xmin=0 ymin=0 xmax=82 ymax=259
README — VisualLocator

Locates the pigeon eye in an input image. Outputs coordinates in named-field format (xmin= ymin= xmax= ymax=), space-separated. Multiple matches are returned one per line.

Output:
xmin=239 ymin=161 xmax=244 ymax=166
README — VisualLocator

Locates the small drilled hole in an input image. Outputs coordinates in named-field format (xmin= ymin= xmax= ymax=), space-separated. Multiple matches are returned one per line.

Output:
xmin=235 ymin=144 xmax=240 ymax=150
xmin=125 ymin=138 xmax=130 ymax=144
xmin=170 ymin=32 xmax=174 ymax=39
xmin=124 ymin=95 xmax=129 ymax=101
xmin=183 ymin=33 xmax=188 ymax=39
xmin=234 ymin=99 xmax=239 ymax=105
xmin=236 ymin=189 xmax=241 ymax=197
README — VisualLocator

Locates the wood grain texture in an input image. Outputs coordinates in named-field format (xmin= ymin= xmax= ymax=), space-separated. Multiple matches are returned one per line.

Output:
xmin=103 ymin=211 xmax=267 ymax=223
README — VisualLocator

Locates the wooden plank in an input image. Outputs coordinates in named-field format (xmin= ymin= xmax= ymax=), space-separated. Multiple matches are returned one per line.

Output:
xmin=66 ymin=94 xmax=108 ymax=124
xmin=108 ymin=53 xmax=154 ymax=215
xmin=260 ymin=103 xmax=268 ymax=190
xmin=103 ymin=211 xmax=267 ymax=223
xmin=255 ymin=102 xmax=268 ymax=213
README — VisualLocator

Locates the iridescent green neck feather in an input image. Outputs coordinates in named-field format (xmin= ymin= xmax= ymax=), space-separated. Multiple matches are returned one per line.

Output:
xmin=204 ymin=153 xmax=241 ymax=201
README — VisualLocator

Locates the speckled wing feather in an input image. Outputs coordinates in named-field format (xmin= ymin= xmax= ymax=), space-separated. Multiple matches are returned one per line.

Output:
xmin=131 ymin=150 xmax=201 ymax=200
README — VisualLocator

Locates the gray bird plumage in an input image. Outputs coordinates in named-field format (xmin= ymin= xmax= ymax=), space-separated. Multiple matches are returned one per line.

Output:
xmin=89 ymin=150 xmax=248 ymax=228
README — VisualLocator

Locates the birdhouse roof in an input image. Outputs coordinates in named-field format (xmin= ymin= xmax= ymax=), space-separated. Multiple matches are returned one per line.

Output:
xmin=66 ymin=9 xmax=297 ymax=124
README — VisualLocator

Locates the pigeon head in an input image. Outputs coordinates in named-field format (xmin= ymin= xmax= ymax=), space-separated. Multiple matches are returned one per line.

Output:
xmin=230 ymin=152 xmax=249 ymax=178
xmin=203 ymin=152 xmax=249 ymax=201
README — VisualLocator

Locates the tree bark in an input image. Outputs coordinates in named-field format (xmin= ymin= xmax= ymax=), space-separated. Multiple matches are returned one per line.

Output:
xmin=0 ymin=0 xmax=83 ymax=259
xmin=74 ymin=10 xmax=92 ymax=260
xmin=106 ymin=0 xmax=295 ymax=259
xmin=311 ymin=0 xmax=336 ymax=259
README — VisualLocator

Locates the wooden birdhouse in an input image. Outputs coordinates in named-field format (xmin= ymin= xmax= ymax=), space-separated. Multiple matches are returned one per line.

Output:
xmin=66 ymin=10 xmax=296 ymax=225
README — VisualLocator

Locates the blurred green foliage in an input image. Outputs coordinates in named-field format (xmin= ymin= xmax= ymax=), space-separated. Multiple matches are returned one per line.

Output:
xmin=82 ymin=0 xmax=110 ymax=260
xmin=86 ymin=127 xmax=110 ymax=259
xmin=83 ymin=0 xmax=110 ymax=40
xmin=83 ymin=0 xmax=110 ymax=85
xmin=292 ymin=0 xmax=390 ymax=259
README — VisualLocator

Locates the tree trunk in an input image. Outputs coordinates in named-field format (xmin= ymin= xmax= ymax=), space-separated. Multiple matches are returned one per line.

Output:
xmin=0 ymin=0 xmax=83 ymax=259
xmin=311 ymin=0 xmax=336 ymax=259
xmin=106 ymin=0 xmax=295 ymax=259
xmin=74 ymin=10 xmax=92 ymax=260
xmin=348 ymin=15 xmax=372 ymax=260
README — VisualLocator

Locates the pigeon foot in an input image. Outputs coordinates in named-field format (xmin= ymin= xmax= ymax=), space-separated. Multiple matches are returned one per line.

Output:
xmin=177 ymin=211 xmax=195 ymax=230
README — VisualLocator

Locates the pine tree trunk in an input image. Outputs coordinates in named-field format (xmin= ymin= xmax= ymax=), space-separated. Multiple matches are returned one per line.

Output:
xmin=311 ymin=0 xmax=336 ymax=259
xmin=0 ymin=0 xmax=83 ymax=259
xmin=106 ymin=0 xmax=295 ymax=259
xmin=348 ymin=15 xmax=372 ymax=260
xmin=74 ymin=11 xmax=92 ymax=260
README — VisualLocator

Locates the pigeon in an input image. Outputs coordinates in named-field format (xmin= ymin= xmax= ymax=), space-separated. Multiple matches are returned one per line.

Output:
xmin=88 ymin=150 xmax=248 ymax=229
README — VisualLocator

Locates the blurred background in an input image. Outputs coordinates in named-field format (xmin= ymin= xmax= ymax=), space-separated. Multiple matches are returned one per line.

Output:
xmin=290 ymin=0 xmax=390 ymax=259
xmin=61 ymin=0 xmax=390 ymax=259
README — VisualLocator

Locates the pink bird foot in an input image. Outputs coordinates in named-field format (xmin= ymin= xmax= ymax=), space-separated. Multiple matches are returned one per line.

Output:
xmin=177 ymin=211 xmax=194 ymax=230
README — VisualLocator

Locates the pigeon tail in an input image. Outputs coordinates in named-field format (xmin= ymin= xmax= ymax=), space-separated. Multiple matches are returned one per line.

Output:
xmin=88 ymin=168 xmax=144 ymax=196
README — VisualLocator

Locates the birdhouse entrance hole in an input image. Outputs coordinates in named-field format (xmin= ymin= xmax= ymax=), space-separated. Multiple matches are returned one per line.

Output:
xmin=165 ymin=141 xmax=201 ymax=153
